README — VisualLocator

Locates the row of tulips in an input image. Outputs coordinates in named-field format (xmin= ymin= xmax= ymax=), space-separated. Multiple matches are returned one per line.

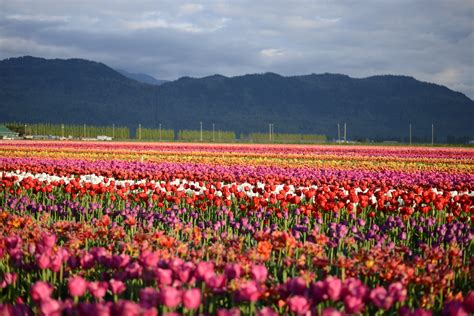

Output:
xmin=1 ymin=171 xmax=473 ymax=221
xmin=1 ymin=141 xmax=473 ymax=160
xmin=1 ymin=142 xmax=473 ymax=174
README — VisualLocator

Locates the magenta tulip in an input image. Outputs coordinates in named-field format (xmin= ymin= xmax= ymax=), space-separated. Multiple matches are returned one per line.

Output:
xmin=160 ymin=287 xmax=181 ymax=308
xmin=182 ymin=288 xmax=201 ymax=310
xmin=31 ymin=281 xmax=53 ymax=302
xmin=251 ymin=265 xmax=268 ymax=283
xmin=68 ymin=276 xmax=87 ymax=298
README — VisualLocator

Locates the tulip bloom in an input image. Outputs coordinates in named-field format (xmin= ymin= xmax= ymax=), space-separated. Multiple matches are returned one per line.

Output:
xmin=287 ymin=295 xmax=310 ymax=315
xmin=182 ymin=288 xmax=201 ymax=310
xmin=160 ymin=287 xmax=181 ymax=308
xmin=109 ymin=279 xmax=126 ymax=295
xmin=68 ymin=276 xmax=87 ymax=298
xmin=251 ymin=265 xmax=268 ymax=283
xmin=31 ymin=281 xmax=53 ymax=302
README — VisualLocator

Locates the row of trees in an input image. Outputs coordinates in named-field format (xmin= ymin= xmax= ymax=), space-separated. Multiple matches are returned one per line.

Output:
xmin=241 ymin=132 xmax=326 ymax=143
xmin=5 ymin=123 xmax=130 ymax=139
xmin=135 ymin=127 xmax=175 ymax=140
xmin=177 ymin=130 xmax=236 ymax=142
xmin=4 ymin=122 xmax=328 ymax=143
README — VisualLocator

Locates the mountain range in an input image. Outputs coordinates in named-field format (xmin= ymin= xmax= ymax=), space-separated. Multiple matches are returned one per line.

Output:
xmin=0 ymin=56 xmax=473 ymax=142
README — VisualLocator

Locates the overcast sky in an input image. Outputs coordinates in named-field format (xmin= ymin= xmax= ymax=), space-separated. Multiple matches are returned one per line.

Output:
xmin=1 ymin=0 xmax=473 ymax=98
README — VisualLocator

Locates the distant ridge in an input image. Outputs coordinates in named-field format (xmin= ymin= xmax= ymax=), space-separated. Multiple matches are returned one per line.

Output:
xmin=116 ymin=69 xmax=168 ymax=85
xmin=0 ymin=56 xmax=472 ymax=142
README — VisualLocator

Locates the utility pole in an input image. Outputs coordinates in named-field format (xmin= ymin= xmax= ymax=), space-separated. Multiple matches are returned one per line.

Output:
xmin=138 ymin=124 xmax=142 ymax=140
xmin=271 ymin=123 xmax=274 ymax=141
xmin=61 ymin=124 xmax=64 ymax=138
xmin=431 ymin=123 xmax=434 ymax=145
xmin=83 ymin=124 xmax=86 ymax=138
xmin=337 ymin=123 xmax=340 ymax=142
xmin=212 ymin=123 xmax=215 ymax=142
xmin=344 ymin=123 xmax=347 ymax=142
xmin=112 ymin=123 xmax=115 ymax=139
xmin=159 ymin=123 xmax=162 ymax=141
xmin=200 ymin=121 xmax=203 ymax=141
xmin=24 ymin=124 xmax=27 ymax=136
xmin=409 ymin=124 xmax=412 ymax=145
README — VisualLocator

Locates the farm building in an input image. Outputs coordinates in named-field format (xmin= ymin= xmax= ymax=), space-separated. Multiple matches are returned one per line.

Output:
xmin=0 ymin=125 xmax=19 ymax=139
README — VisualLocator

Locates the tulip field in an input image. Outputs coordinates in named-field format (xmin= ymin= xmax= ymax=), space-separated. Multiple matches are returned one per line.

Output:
xmin=0 ymin=141 xmax=473 ymax=316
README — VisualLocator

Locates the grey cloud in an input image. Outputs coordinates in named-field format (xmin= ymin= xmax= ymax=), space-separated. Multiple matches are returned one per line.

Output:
xmin=0 ymin=0 xmax=472 ymax=98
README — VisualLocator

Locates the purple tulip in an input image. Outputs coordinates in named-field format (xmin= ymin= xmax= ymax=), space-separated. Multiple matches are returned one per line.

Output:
xmin=224 ymin=263 xmax=242 ymax=280
xmin=370 ymin=286 xmax=393 ymax=310
xmin=139 ymin=287 xmax=160 ymax=309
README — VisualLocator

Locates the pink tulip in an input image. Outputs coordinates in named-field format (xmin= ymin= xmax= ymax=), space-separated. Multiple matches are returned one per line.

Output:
xmin=31 ymin=281 xmax=53 ymax=302
xmin=370 ymin=286 xmax=393 ymax=310
xmin=325 ymin=276 xmax=342 ymax=302
xmin=236 ymin=281 xmax=260 ymax=302
xmin=196 ymin=261 xmax=215 ymax=282
xmin=257 ymin=307 xmax=278 ymax=316
xmin=182 ymin=288 xmax=201 ymax=310
xmin=156 ymin=268 xmax=173 ymax=286
xmin=388 ymin=282 xmax=407 ymax=303
xmin=321 ymin=307 xmax=343 ymax=316
xmin=112 ymin=300 xmax=141 ymax=316
xmin=217 ymin=308 xmax=241 ymax=316
xmin=344 ymin=295 xmax=365 ymax=314
xmin=251 ymin=265 xmax=268 ymax=283
xmin=109 ymin=279 xmax=126 ymax=295
xmin=68 ymin=276 xmax=87 ymax=297
xmin=140 ymin=251 xmax=159 ymax=269
xmin=37 ymin=254 xmax=50 ymax=270
xmin=3 ymin=273 xmax=17 ymax=286
xmin=176 ymin=265 xmax=193 ymax=283
xmin=40 ymin=298 xmax=62 ymax=316
xmin=42 ymin=233 xmax=57 ymax=249
xmin=160 ymin=287 xmax=181 ymax=308
xmin=88 ymin=281 xmax=108 ymax=299
xmin=206 ymin=274 xmax=226 ymax=289
xmin=287 ymin=295 xmax=310 ymax=315
xmin=143 ymin=307 xmax=158 ymax=316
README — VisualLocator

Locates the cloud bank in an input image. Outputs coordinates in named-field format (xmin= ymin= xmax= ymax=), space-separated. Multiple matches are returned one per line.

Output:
xmin=1 ymin=0 xmax=472 ymax=98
